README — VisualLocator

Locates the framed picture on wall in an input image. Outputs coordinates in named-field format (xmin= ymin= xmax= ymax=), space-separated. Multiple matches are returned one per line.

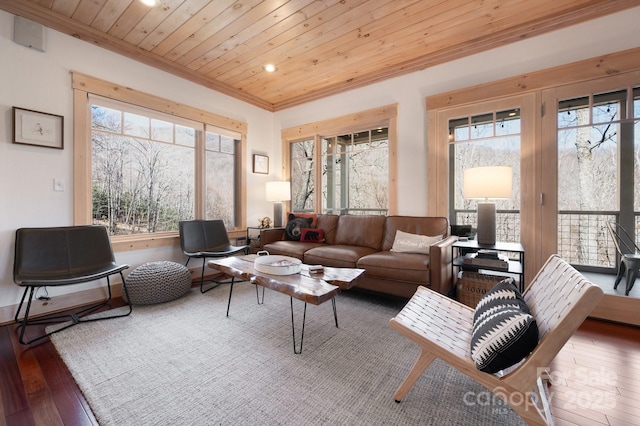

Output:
xmin=12 ymin=107 xmax=64 ymax=149
xmin=253 ymin=154 xmax=269 ymax=174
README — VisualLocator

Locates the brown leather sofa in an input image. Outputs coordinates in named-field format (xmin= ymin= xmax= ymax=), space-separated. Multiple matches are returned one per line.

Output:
xmin=260 ymin=214 xmax=455 ymax=298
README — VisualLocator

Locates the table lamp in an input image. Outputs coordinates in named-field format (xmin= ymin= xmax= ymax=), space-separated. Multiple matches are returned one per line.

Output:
xmin=266 ymin=181 xmax=291 ymax=228
xmin=463 ymin=166 xmax=512 ymax=245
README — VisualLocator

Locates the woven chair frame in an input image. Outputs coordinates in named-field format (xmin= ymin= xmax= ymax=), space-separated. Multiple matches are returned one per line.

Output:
xmin=390 ymin=254 xmax=603 ymax=425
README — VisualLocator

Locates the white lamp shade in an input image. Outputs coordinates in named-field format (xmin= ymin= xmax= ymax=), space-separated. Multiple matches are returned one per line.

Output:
xmin=266 ymin=181 xmax=291 ymax=201
xmin=463 ymin=166 xmax=512 ymax=200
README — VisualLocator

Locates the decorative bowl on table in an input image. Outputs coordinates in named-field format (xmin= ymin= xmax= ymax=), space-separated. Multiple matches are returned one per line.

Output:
xmin=254 ymin=255 xmax=302 ymax=275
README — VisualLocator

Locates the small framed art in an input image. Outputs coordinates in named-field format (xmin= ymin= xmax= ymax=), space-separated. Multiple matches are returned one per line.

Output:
xmin=253 ymin=154 xmax=269 ymax=174
xmin=12 ymin=106 xmax=64 ymax=149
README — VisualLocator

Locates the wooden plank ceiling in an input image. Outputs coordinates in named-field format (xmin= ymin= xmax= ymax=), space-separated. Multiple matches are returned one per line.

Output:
xmin=1 ymin=0 xmax=637 ymax=111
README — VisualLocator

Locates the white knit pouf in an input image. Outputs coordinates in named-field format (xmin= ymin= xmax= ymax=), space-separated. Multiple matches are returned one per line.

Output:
xmin=124 ymin=261 xmax=192 ymax=305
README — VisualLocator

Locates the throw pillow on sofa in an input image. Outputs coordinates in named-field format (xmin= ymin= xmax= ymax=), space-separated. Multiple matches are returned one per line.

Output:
xmin=285 ymin=213 xmax=316 ymax=241
xmin=390 ymin=230 xmax=443 ymax=254
xmin=300 ymin=228 xmax=325 ymax=242
xmin=470 ymin=278 xmax=539 ymax=373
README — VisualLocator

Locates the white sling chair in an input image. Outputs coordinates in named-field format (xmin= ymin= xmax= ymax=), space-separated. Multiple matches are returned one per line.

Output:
xmin=390 ymin=254 xmax=603 ymax=425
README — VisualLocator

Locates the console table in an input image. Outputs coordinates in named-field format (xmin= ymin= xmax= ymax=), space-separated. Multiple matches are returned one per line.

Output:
xmin=452 ymin=240 xmax=525 ymax=292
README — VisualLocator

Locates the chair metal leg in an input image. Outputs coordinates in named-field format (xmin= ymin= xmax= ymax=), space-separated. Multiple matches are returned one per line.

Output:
xmin=626 ymin=268 xmax=639 ymax=296
xmin=14 ymin=272 xmax=132 ymax=345
xmin=200 ymin=259 xmax=216 ymax=293
xmin=614 ymin=262 xmax=625 ymax=289
xmin=199 ymin=258 xmax=239 ymax=293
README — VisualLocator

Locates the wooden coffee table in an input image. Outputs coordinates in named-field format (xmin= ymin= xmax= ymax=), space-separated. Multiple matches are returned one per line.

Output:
xmin=208 ymin=255 xmax=364 ymax=354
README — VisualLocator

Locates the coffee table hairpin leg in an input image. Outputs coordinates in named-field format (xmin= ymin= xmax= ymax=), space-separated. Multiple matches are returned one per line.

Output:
xmin=226 ymin=276 xmax=266 ymax=317
xmin=226 ymin=276 xmax=340 ymax=354
xmin=290 ymin=297 xmax=339 ymax=354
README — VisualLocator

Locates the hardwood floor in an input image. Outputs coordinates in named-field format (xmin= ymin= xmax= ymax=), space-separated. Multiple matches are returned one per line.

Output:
xmin=1 ymin=304 xmax=639 ymax=426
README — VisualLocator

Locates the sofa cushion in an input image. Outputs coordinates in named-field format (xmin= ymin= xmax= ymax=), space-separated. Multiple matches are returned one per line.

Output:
xmin=316 ymin=214 xmax=339 ymax=245
xmin=263 ymin=240 xmax=324 ymax=260
xmin=357 ymin=251 xmax=430 ymax=283
xmin=390 ymin=230 xmax=443 ymax=254
xmin=335 ymin=215 xmax=386 ymax=250
xmin=382 ymin=216 xmax=449 ymax=251
xmin=304 ymin=245 xmax=378 ymax=268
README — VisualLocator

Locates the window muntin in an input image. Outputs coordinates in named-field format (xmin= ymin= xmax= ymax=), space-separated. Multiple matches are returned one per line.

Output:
xmin=90 ymin=96 xmax=241 ymax=235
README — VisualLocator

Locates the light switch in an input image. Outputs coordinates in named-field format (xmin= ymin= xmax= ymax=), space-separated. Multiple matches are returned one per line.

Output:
xmin=54 ymin=178 xmax=65 ymax=191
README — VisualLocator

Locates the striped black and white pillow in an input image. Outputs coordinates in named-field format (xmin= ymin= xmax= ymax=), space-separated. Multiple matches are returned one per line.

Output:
xmin=470 ymin=277 xmax=539 ymax=373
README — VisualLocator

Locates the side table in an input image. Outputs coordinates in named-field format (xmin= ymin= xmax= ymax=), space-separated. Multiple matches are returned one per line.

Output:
xmin=452 ymin=240 xmax=525 ymax=292
xmin=247 ymin=226 xmax=270 ymax=254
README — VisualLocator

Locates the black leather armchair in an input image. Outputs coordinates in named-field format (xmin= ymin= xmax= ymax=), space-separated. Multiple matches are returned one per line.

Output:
xmin=179 ymin=220 xmax=249 ymax=293
xmin=13 ymin=225 xmax=132 ymax=344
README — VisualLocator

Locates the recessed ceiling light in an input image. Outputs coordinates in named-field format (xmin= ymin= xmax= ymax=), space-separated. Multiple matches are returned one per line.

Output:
xmin=140 ymin=0 xmax=156 ymax=6
xmin=264 ymin=64 xmax=277 ymax=73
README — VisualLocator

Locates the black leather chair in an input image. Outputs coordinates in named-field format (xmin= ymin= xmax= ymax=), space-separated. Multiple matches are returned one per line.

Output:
xmin=606 ymin=221 xmax=640 ymax=296
xmin=13 ymin=225 xmax=132 ymax=344
xmin=179 ymin=220 xmax=249 ymax=293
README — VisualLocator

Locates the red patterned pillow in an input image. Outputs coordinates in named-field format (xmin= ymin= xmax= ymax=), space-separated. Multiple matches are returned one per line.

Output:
xmin=300 ymin=228 xmax=325 ymax=243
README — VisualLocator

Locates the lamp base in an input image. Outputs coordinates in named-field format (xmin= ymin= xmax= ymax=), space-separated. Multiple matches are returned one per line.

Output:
xmin=273 ymin=202 xmax=283 ymax=228
xmin=476 ymin=202 xmax=496 ymax=245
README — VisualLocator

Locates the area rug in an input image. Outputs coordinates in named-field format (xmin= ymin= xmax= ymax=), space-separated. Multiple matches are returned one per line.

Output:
xmin=49 ymin=284 xmax=524 ymax=425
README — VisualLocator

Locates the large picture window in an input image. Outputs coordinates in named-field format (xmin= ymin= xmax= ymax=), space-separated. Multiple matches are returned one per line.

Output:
xmin=73 ymin=73 xmax=246 ymax=246
xmin=91 ymin=98 xmax=199 ymax=235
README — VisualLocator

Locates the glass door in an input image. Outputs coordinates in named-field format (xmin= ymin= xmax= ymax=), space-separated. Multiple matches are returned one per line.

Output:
xmin=431 ymin=94 xmax=536 ymax=281
xmin=541 ymin=73 xmax=640 ymax=274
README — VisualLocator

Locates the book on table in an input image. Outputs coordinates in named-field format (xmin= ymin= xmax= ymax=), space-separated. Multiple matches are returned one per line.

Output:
xmin=462 ymin=252 xmax=509 ymax=270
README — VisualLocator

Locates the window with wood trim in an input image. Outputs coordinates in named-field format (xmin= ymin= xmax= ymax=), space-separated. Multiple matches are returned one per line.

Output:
xmin=283 ymin=105 xmax=397 ymax=215
xmin=427 ymin=48 xmax=640 ymax=285
xmin=449 ymin=108 xmax=522 ymax=243
xmin=73 ymin=73 xmax=246 ymax=243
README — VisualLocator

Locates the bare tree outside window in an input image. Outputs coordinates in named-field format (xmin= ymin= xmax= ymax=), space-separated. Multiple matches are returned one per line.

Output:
xmin=91 ymin=103 xmax=197 ymax=235
xmin=322 ymin=128 xmax=388 ymax=215
xmin=290 ymin=139 xmax=315 ymax=212
xmin=205 ymin=130 xmax=238 ymax=226
xmin=556 ymin=91 xmax=624 ymax=268
xmin=290 ymin=129 xmax=388 ymax=215
xmin=92 ymin=100 xmax=242 ymax=234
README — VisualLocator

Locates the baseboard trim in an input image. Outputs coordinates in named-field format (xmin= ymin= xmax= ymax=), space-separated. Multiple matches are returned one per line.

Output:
xmin=0 ymin=270 xmax=228 ymax=327
xmin=0 ymin=284 xmax=124 ymax=327
xmin=590 ymin=293 xmax=640 ymax=327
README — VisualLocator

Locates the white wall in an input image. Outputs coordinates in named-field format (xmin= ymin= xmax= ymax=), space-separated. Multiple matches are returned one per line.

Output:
xmin=274 ymin=6 xmax=640 ymax=215
xmin=0 ymin=9 xmax=275 ymax=308
xmin=2 ymin=6 xmax=640 ymax=309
